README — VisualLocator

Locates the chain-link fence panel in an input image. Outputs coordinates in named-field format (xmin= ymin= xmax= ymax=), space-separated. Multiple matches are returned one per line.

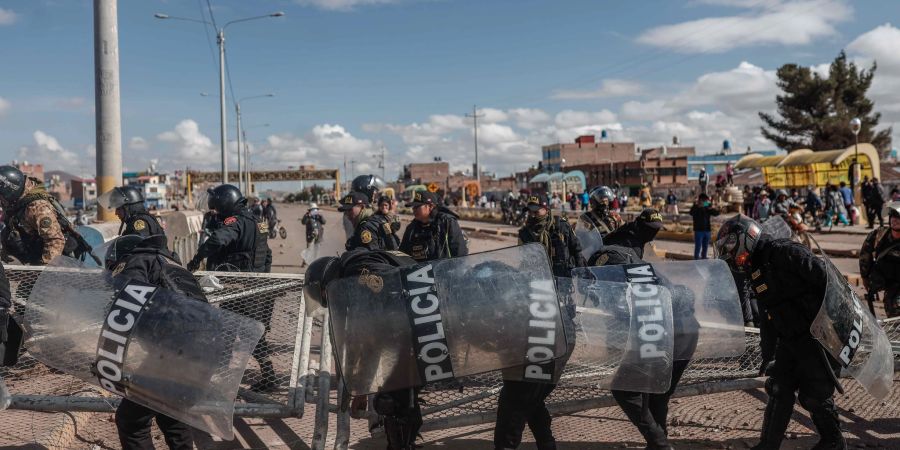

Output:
xmin=0 ymin=265 xmax=307 ymax=449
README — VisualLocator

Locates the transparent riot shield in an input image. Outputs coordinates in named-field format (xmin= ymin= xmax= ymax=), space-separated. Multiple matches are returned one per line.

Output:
xmin=810 ymin=258 xmax=894 ymax=400
xmin=574 ymin=215 xmax=604 ymax=261
xmin=760 ymin=215 xmax=791 ymax=240
xmin=23 ymin=256 xmax=265 ymax=440
xmin=562 ymin=266 xmax=675 ymax=394
xmin=328 ymin=243 xmax=570 ymax=395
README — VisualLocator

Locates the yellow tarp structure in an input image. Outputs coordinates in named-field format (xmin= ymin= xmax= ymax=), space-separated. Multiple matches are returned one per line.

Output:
xmin=734 ymin=143 xmax=881 ymax=189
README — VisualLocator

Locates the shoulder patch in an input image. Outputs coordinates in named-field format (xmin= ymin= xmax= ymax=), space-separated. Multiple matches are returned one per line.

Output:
xmin=224 ymin=216 xmax=238 ymax=226
xmin=597 ymin=253 xmax=610 ymax=266
xmin=361 ymin=229 xmax=373 ymax=244
xmin=112 ymin=263 xmax=126 ymax=276
xmin=384 ymin=222 xmax=393 ymax=234
xmin=257 ymin=221 xmax=269 ymax=234
xmin=133 ymin=219 xmax=146 ymax=231
xmin=39 ymin=217 xmax=53 ymax=229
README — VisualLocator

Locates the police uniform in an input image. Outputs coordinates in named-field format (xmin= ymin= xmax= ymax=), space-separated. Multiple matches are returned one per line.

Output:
xmin=1 ymin=186 xmax=72 ymax=265
xmin=339 ymin=192 xmax=396 ymax=252
xmin=494 ymin=195 xmax=583 ymax=450
xmin=338 ymin=248 xmax=424 ymax=450
xmin=579 ymin=209 xmax=623 ymax=237
xmin=399 ymin=191 xmax=467 ymax=262
xmin=119 ymin=205 xmax=165 ymax=238
xmin=603 ymin=208 xmax=664 ymax=259
xmin=859 ymin=226 xmax=900 ymax=318
xmin=595 ymin=252 xmax=698 ymax=450
xmin=109 ymin=235 xmax=204 ymax=450
xmin=189 ymin=206 xmax=276 ymax=390
xmin=747 ymin=235 xmax=845 ymax=450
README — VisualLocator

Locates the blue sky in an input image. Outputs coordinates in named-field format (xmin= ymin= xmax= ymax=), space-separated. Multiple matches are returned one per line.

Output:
xmin=2 ymin=0 xmax=900 ymax=180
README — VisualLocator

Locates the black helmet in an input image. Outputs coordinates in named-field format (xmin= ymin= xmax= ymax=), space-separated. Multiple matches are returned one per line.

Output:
xmin=715 ymin=214 xmax=762 ymax=274
xmin=351 ymin=174 xmax=386 ymax=202
xmin=101 ymin=235 xmax=144 ymax=270
xmin=303 ymin=256 xmax=342 ymax=311
xmin=0 ymin=165 xmax=26 ymax=206
xmin=98 ymin=185 xmax=144 ymax=210
xmin=589 ymin=186 xmax=615 ymax=211
xmin=207 ymin=184 xmax=246 ymax=216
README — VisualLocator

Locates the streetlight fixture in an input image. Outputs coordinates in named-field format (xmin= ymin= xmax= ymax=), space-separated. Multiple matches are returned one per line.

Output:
xmin=155 ymin=10 xmax=284 ymax=185
xmin=850 ymin=117 xmax=863 ymax=208
xmin=236 ymin=94 xmax=274 ymax=193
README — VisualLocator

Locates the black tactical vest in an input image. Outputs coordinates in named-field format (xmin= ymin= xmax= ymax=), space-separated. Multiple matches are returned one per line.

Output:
xmin=207 ymin=210 xmax=270 ymax=272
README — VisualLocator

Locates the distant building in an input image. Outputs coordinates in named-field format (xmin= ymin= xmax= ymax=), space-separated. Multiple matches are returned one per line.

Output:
xmin=639 ymin=146 xmax=696 ymax=160
xmin=687 ymin=151 xmax=779 ymax=179
xmin=402 ymin=161 xmax=450 ymax=191
xmin=123 ymin=172 xmax=169 ymax=209
xmin=71 ymin=178 xmax=97 ymax=209
xmin=542 ymin=136 xmax=636 ymax=172
xmin=12 ymin=161 xmax=44 ymax=183
xmin=45 ymin=171 xmax=76 ymax=204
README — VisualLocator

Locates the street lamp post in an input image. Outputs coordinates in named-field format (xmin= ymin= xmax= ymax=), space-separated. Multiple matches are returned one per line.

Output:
xmin=236 ymin=94 xmax=274 ymax=193
xmin=242 ymin=123 xmax=270 ymax=195
xmin=155 ymin=11 xmax=284 ymax=185
xmin=850 ymin=117 xmax=862 ymax=219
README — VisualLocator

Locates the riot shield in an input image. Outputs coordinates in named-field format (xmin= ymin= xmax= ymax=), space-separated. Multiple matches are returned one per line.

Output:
xmin=574 ymin=215 xmax=603 ymax=261
xmin=563 ymin=265 xmax=675 ymax=393
xmin=760 ymin=215 xmax=791 ymax=240
xmin=573 ymin=259 xmax=745 ymax=361
xmin=328 ymin=243 xmax=570 ymax=395
xmin=23 ymin=256 xmax=265 ymax=440
xmin=810 ymin=258 xmax=893 ymax=400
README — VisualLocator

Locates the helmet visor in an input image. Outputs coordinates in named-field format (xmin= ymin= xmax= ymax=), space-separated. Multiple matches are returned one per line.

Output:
xmin=97 ymin=188 xmax=127 ymax=210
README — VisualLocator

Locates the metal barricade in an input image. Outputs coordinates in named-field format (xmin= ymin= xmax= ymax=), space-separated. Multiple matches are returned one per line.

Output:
xmin=0 ymin=265 xmax=312 ymax=449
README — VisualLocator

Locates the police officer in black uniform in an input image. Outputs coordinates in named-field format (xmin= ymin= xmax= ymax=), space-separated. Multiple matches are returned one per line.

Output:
xmin=495 ymin=193 xmax=584 ymax=450
xmin=305 ymin=248 xmax=423 ymax=450
xmin=0 ymin=259 xmax=17 ymax=368
xmin=400 ymin=191 xmax=467 ymax=262
xmin=580 ymin=185 xmax=623 ymax=237
xmin=373 ymin=195 xmax=401 ymax=250
xmin=104 ymin=233 xmax=203 ymax=450
xmin=99 ymin=186 xmax=165 ymax=237
xmin=340 ymin=191 xmax=396 ymax=251
xmin=590 ymin=250 xmax=699 ymax=450
xmin=187 ymin=185 xmax=276 ymax=390
xmin=603 ymin=208 xmax=665 ymax=259
xmin=716 ymin=214 xmax=846 ymax=450
xmin=859 ymin=202 xmax=900 ymax=318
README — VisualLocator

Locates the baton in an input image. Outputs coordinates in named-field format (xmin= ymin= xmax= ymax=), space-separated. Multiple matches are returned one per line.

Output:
xmin=817 ymin=345 xmax=845 ymax=395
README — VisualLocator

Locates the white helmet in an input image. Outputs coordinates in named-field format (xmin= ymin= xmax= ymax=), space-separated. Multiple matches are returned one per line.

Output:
xmin=883 ymin=201 xmax=900 ymax=218
xmin=310 ymin=203 xmax=319 ymax=210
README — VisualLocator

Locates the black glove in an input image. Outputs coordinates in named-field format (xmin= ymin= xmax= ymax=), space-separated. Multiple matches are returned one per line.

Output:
xmin=187 ymin=258 xmax=201 ymax=273
xmin=758 ymin=359 xmax=774 ymax=377
xmin=0 ymin=307 xmax=9 ymax=343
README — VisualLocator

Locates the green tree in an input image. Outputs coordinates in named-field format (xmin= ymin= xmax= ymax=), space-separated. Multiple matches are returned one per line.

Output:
xmin=760 ymin=51 xmax=892 ymax=152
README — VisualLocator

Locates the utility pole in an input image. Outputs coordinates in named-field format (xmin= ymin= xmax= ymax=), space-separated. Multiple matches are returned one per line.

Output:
xmin=94 ymin=0 xmax=123 ymax=222
xmin=465 ymin=105 xmax=485 ymax=188
xmin=236 ymin=102 xmax=243 ymax=190
xmin=372 ymin=145 xmax=386 ymax=181
xmin=217 ymin=29 xmax=228 ymax=184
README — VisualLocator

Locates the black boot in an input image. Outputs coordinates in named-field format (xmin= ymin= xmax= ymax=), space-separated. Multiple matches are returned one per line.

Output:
xmin=809 ymin=410 xmax=846 ymax=450
xmin=752 ymin=394 xmax=795 ymax=450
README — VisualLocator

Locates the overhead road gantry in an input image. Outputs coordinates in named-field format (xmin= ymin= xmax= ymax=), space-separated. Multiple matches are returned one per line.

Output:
xmin=187 ymin=168 xmax=341 ymax=197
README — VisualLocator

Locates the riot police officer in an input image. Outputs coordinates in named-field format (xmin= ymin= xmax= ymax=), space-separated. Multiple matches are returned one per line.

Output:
xmin=351 ymin=174 xmax=386 ymax=204
xmin=305 ymin=248 xmax=423 ymax=450
xmin=716 ymin=214 xmax=846 ymax=450
xmin=340 ymin=191 xmax=396 ymax=251
xmin=603 ymin=207 xmax=664 ymax=259
xmin=580 ymin=185 xmax=623 ymax=237
xmin=104 ymin=233 xmax=203 ymax=450
xmin=187 ymin=185 xmax=276 ymax=390
xmin=496 ymin=194 xmax=584 ymax=450
xmin=0 ymin=165 xmax=90 ymax=265
xmin=373 ymin=195 xmax=401 ymax=250
xmin=98 ymin=186 xmax=165 ymax=237
xmin=859 ymin=202 xmax=900 ymax=318
xmin=399 ymin=191 xmax=467 ymax=262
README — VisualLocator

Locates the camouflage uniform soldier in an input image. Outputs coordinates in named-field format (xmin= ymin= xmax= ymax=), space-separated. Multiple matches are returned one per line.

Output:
xmin=0 ymin=165 xmax=79 ymax=265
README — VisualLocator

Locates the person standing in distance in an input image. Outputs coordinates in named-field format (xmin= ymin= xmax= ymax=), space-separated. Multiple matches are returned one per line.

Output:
xmin=371 ymin=195 xmax=401 ymax=250
xmin=496 ymin=193 xmax=583 ymax=450
xmin=98 ymin=186 xmax=165 ymax=237
xmin=716 ymin=214 xmax=846 ymax=450
xmin=399 ymin=190 xmax=467 ymax=262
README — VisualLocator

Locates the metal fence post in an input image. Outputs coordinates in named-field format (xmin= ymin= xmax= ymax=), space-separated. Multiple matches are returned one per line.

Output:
xmin=312 ymin=311 xmax=333 ymax=450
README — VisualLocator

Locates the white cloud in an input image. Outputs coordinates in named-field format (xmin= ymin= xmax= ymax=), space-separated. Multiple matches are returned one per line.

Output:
xmin=508 ymin=108 xmax=551 ymax=130
xmin=157 ymin=119 xmax=217 ymax=166
xmin=0 ymin=8 xmax=17 ymax=26
xmin=477 ymin=123 xmax=519 ymax=145
xmin=848 ymin=23 xmax=900 ymax=71
xmin=128 ymin=137 xmax=148 ymax=151
xmin=846 ymin=23 xmax=900 ymax=145
xmin=637 ymin=0 xmax=851 ymax=53
xmin=554 ymin=109 xmax=618 ymax=128
xmin=0 ymin=97 xmax=9 ymax=116
xmin=673 ymin=61 xmax=778 ymax=114
xmin=551 ymin=79 xmax=644 ymax=100
xmin=621 ymin=100 xmax=676 ymax=122
xmin=17 ymin=131 xmax=82 ymax=170
xmin=293 ymin=0 xmax=400 ymax=11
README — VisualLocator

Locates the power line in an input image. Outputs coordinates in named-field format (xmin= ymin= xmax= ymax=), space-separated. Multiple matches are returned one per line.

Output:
xmin=465 ymin=105 xmax=485 ymax=186
xmin=204 ymin=0 xmax=219 ymax=30
xmin=197 ymin=0 xmax=218 ymax=77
